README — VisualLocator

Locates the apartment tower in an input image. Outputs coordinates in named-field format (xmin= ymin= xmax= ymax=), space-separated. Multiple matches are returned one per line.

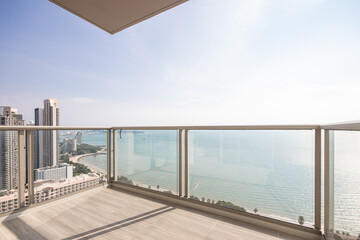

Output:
xmin=34 ymin=99 xmax=59 ymax=168
xmin=0 ymin=107 xmax=25 ymax=191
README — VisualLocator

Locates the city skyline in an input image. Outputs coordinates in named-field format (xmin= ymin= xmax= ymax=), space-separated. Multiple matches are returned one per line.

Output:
xmin=0 ymin=1 xmax=360 ymax=126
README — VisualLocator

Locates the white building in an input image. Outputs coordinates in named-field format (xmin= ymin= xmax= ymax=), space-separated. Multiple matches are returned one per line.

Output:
xmin=35 ymin=163 xmax=73 ymax=181
xmin=0 ymin=174 xmax=100 ymax=214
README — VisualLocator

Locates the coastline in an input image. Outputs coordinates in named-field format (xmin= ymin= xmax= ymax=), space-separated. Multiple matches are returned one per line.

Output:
xmin=69 ymin=147 xmax=107 ymax=175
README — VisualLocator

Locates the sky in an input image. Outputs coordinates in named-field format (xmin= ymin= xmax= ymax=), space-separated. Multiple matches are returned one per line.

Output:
xmin=0 ymin=0 xmax=359 ymax=126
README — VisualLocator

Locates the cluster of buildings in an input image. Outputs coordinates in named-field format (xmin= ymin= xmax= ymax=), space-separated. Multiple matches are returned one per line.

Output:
xmin=0 ymin=99 xmax=100 ymax=214
xmin=1 ymin=99 xmax=60 ymax=193
xmin=1 ymin=174 xmax=100 ymax=214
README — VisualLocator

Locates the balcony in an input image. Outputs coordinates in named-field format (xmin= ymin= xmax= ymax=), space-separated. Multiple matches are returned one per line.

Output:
xmin=1 ymin=187 xmax=307 ymax=240
xmin=1 ymin=124 xmax=360 ymax=240
xmin=2 ymin=0 xmax=359 ymax=238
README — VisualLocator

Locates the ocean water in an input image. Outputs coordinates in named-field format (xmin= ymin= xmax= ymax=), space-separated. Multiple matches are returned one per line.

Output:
xmin=79 ymin=130 xmax=360 ymax=235
xmin=61 ymin=131 xmax=107 ymax=146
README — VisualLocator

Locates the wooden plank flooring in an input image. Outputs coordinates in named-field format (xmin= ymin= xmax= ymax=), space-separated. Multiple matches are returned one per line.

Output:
xmin=0 ymin=187 xmax=307 ymax=240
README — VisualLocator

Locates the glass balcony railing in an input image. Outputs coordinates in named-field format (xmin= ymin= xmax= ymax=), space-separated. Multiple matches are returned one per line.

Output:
xmin=0 ymin=124 xmax=359 ymax=239
xmin=30 ymin=130 xmax=106 ymax=204
xmin=0 ymin=127 xmax=110 ymax=213
xmin=115 ymin=130 xmax=179 ymax=194
xmin=325 ymin=130 xmax=360 ymax=240
xmin=188 ymin=130 xmax=314 ymax=227
xmin=111 ymin=125 xmax=322 ymax=237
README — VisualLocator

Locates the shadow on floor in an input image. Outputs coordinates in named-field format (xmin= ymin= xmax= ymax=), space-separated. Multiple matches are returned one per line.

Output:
xmin=62 ymin=205 xmax=175 ymax=240
xmin=3 ymin=211 xmax=48 ymax=240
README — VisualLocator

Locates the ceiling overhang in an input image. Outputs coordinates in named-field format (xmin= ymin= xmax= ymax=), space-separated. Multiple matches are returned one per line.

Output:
xmin=49 ymin=0 xmax=188 ymax=34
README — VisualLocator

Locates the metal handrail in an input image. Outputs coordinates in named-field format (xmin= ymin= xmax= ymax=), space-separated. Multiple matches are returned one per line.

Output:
xmin=112 ymin=125 xmax=320 ymax=130
xmin=1 ymin=120 xmax=360 ymax=131
xmin=1 ymin=123 xmax=360 ymax=131
xmin=320 ymin=120 xmax=360 ymax=130
xmin=0 ymin=126 xmax=111 ymax=130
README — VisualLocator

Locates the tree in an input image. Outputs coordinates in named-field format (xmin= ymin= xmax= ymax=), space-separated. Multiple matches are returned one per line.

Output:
xmin=157 ymin=185 xmax=160 ymax=190
xmin=190 ymin=195 xmax=200 ymax=201
xmin=298 ymin=216 xmax=304 ymax=226
xmin=254 ymin=208 xmax=258 ymax=214
xmin=215 ymin=200 xmax=246 ymax=212
xmin=117 ymin=176 xmax=133 ymax=185
xmin=201 ymin=197 xmax=205 ymax=202
xmin=207 ymin=198 xmax=211 ymax=203
xmin=73 ymin=144 xmax=101 ymax=156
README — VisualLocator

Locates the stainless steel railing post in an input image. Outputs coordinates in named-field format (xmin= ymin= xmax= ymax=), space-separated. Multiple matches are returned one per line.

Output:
xmin=106 ymin=129 xmax=112 ymax=186
xmin=178 ymin=129 xmax=183 ymax=197
xmin=17 ymin=130 xmax=26 ymax=208
xmin=113 ymin=129 xmax=118 ymax=182
xmin=184 ymin=129 xmax=189 ymax=198
xmin=324 ymin=130 xmax=335 ymax=237
xmin=314 ymin=128 xmax=321 ymax=230
xmin=27 ymin=130 xmax=35 ymax=205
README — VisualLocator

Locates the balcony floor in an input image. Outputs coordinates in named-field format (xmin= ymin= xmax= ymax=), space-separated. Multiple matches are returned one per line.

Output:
xmin=0 ymin=187 xmax=307 ymax=240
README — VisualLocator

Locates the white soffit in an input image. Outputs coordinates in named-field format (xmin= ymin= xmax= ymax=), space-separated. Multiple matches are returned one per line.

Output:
xmin=49 ymin=0 xmax=188 ymax=34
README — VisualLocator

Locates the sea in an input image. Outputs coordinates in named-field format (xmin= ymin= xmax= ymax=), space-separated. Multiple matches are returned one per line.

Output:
xmin=74 ymin=130 xmax=360 ymax=235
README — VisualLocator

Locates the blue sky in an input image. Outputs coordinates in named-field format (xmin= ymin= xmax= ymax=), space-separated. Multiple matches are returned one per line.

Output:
xmin=0 ymin=0 xmax=359 ymax=126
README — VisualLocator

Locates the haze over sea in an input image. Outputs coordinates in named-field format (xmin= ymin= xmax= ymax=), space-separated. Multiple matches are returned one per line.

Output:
xmin=78 ymin=130 xmax=360 ymax=235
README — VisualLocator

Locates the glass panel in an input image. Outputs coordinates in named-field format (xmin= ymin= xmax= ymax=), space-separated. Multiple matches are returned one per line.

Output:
xmin=33 ymin=130 xmax=105 ymax=204
xmin=188 ymin=130 xmax=314 ymax=227
xmin=116 ymin=130 xmax=179 ymax=195
xmin=0 ymin=130 xmax=19 ymax=214
xmin=330 ymin=131 xmax=360 ymax=239
xmin=62 ymin=130 xmax=108 ymax=178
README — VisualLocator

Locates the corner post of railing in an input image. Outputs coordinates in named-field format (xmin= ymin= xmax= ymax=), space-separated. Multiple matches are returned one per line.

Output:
xmin=17 ymin=130 xmax=26 ymax=208
xmin=184 ymin=129 xmax=190 ymax=198
xmin=27 ymin=130 xmax=35 ymax=205
xmin=178 ymin=129 xmax=183 ymax=197
xmin=113 ymin=129 xmax=118 ymax=182
xmin=314 ymin=128 xmax=321 ymax=230
xmin=324 ymin=129 xmax=335 ymax=237
xmin=106 ymin=129 xmax=112 ymax=187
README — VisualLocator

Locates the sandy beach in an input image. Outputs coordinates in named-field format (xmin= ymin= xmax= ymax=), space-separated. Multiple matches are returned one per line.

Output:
xmin=69 ymin=147 xmax=107 ymax=175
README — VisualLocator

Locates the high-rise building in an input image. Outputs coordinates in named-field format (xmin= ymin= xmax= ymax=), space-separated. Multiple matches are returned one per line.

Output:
xmin=34 ymin=99 xmax=59 ymax=168
xmin=0 ymin=106 xmax=25 ymax=191
xmin=60 ymin=138 xmax=77 ymax=154
xmin=75 ymin=132 xmax=82 ymax=145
